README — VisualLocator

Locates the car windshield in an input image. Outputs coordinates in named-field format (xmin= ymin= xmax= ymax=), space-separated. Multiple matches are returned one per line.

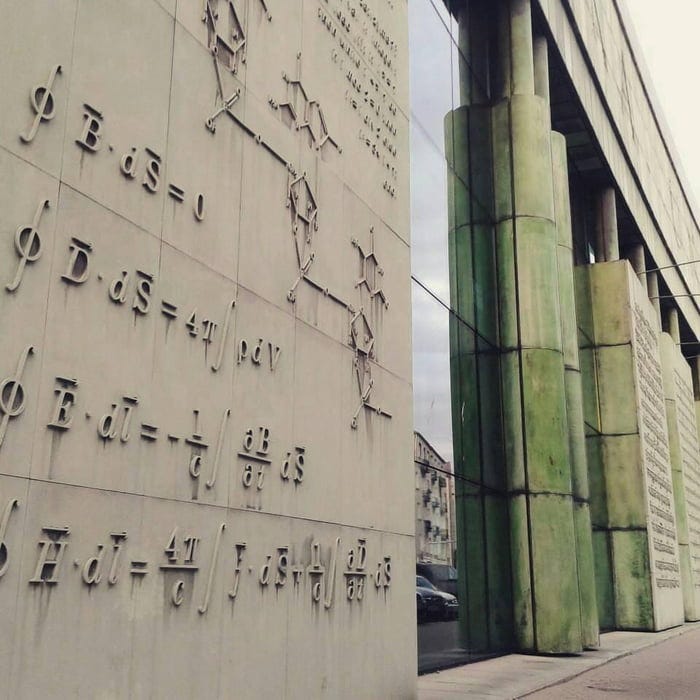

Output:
xmin=416 ymin=576 xmax=435 ymax=590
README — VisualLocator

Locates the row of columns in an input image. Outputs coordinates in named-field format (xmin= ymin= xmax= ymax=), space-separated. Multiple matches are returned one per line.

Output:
xmin=493 ymin=0 xmax=596 ymax=653
xmin=592 ymin=185 xmax=682 ymax=342
xmin=450 ymin=0 xmax=698 ymax=653
xmin=529 ymin=1 xmax=700 ymax=632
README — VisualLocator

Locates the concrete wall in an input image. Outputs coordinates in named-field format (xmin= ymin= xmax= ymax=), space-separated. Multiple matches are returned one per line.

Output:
xmin=536 ymin=0 xmax=700 ymax=340
xmin=578 ymin=261 xmax=684 ymax=631
xmin=0 ymin=1 xmax=415 ymax=697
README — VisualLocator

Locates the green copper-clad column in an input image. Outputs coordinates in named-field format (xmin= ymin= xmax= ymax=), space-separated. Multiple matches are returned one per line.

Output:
xmin=552 ymin=132 xmax=599 ymax=648
xmin=447 ymin=0 xmax=598 ymax=653
xmin=491 ymin=0 xmax=584 ymax=653
xmin=446 ymin=0 xmax=513 ymax=653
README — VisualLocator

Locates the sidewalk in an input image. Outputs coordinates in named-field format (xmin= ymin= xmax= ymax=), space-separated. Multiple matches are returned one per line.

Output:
xmin=417 ymin=622 xmax=700 ymax=699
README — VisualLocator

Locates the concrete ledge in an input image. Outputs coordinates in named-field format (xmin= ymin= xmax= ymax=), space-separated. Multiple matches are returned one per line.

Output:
xmin=418 ymin=622 xmax=700 ymax=699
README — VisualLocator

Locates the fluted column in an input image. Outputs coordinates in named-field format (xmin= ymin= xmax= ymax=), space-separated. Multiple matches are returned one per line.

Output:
xmin=552 ymin=133 xmax=599 ymax=649
xmin=492 ymin=2 xmax=585 ymax=653
xmin=447 ymin=0 xmax=512 ymax=655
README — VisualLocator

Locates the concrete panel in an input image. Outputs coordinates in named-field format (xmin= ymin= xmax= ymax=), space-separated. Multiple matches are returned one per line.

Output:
xmin=0 ymin=0 xmax=77 ymax=177
xmin=596 ymin=344 xmax=638 ymax=435
xmin=529 ymin=493 xmax=582 ymax=653
xmin=660 ymin=333 xmax=700 ymax=620
xmin=0 ymin=0 xmax=415 ymax=696
xmin=515 ymin=218 xmax=562 ymax=352
xmin=0 ymin=151 xmax=60 ymax=479
xmin=162 ymin=23 xmax=245 ymax=281
xmin=9 ymin=480 xmax=143 ymax=699
xmin=60 ymin=0 xmax=175 ymax=237
xmin=510 ymin=95 xmax=555 ymax=221
xmin=30 ymin=186 xmax=160 ymax=495
xmin=521 ymin=348 xmax=570 ymax=493
xmin=2 ymin=479 xmax=412 ymax=699
xmin=592 ymin=529 xmax=614 ymax=630
xmin=585 ymin=261 xmax=684 ymax=631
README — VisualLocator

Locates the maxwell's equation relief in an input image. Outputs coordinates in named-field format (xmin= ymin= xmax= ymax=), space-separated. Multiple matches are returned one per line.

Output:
xmin=0 ymin=496 xmax=392 ymax=612
xmin=0 ymin=0 xmax=413 ymax=696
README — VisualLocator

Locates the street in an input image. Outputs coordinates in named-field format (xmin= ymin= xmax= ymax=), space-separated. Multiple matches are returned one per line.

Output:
xmin=528 ymin=627 xmax=700 ymax=699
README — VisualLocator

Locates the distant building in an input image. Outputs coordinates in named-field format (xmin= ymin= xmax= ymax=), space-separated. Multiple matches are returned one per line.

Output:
xmin=414 ymin=432 xmax=453 ymax=565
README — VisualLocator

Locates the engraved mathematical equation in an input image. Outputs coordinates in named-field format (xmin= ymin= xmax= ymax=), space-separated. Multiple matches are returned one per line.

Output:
xmin=11 ymin=360 xmax=303 ymax=497
xmin=18 ymin=66 xmax=207 ymax=221
xmin=3 ymin=215 xmax=283 ymax=378
xmin=673 ymin=368 xmax=700 ymax=587
xmin=317 ymin=0 xmax=401 ymax=198
xmin=633 ymin=304 xmax=682 ymax=590
xmin=3 ymin=195 xmax=391 ymax=437
xmin=0 ymin=498 xmax=392 ymax=612
xmin=10 ymin=6 xmax=398 ymax=438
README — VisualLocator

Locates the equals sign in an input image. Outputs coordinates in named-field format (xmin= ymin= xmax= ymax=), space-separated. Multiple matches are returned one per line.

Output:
xmin=130 ymin=561 xmax=149 ymax=576
xmin=168 ymin=183 xmax=185 ymax=202
xmin=161 ymin=300 xmax=178 ymax=319
xmin=140 ymin=423 xmax=158 ymax=441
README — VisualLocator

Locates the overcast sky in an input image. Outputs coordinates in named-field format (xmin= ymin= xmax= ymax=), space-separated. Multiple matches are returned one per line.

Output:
xmin=626 ymin=1 xmax=700 ymax=206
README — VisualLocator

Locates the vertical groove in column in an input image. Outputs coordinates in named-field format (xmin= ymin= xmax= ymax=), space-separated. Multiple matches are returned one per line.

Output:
xmin=490 ymin=0 xmax=583 ymax=651
xmin=447 ymin=83 xmax=512 ymax=651
xmin=552 ymin=132 xmax=599 ymax=649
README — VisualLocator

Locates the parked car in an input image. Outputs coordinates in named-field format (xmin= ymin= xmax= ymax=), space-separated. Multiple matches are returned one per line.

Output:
xmin=416 ymin=563 xmax=459 ymax=598
xmin=416 ymin=575 xmax=459 ymax=622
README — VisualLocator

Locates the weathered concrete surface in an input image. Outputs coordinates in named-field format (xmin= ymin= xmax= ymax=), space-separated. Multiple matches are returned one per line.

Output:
xmin=492 ymin=8 xmax=589 ymax=653
xmin=577 ymin=261 xmax=684 ymax=631
xmin=0 ymin=1 xmax=415 ymax=697
xmin=660 ymin=334 xmax=700 ymax=621
xmin=448 ymin=1 xmax=597 ymax=655
xmin=552 ymin=131 xmax=598 ymax=649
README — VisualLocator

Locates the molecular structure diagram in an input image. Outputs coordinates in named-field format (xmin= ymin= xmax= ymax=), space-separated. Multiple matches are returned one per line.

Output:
xmin=349 ymin=229 xmax=391 ymax=429
xmin=270 ymin=53 xmax=341 ymax=155
xmin=286 ymin=171 xmax=319 ymax=303
xmin=199 ymin=2 xmax=387 ymax=430
xmin=284 ymin=171 xmax=391 ymax=429
xmin=203 ymin=0 xmax=272 ymax=133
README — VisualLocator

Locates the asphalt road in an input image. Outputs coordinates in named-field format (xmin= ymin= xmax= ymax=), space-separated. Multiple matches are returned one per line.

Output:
xmin=528 ymin=627 xmax=700 ymax=699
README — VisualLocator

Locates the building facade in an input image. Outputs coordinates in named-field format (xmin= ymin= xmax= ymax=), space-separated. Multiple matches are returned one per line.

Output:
xmin=2 ymin=0 xmax=700 ymax=695
xmin=414 ymin=431 xmax=454 ymax=566
xmin=0 ymin=1 xmax=415 ymax=697
xmin=413 ymin=0 xmax=700 ymax=658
